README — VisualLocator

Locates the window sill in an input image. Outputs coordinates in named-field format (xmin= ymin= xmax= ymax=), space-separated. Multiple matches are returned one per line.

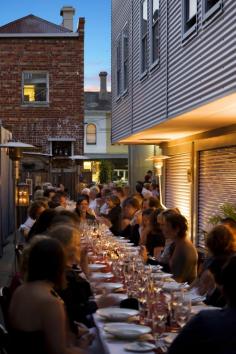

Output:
xmin=150 ymin=59 xmax=160 ymax=73
xmin=116 ymin=95 xmax=122 ymax=103
xmin=202 ymin=1 xmax=223 ymax=26
xmin=122 ymin=89 xmax=128 ymax=98
xmin=21 ymin=102 xmax=49 ymax=108
xmin=140 ymin=70 xmax=148 ymax=82
xmin=182 ymin=23 xmax=197 ymax=43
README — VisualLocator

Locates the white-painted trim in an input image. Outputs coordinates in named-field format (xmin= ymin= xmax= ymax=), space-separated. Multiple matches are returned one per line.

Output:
xmin=0 ymin=33 xmax=79 ymax=38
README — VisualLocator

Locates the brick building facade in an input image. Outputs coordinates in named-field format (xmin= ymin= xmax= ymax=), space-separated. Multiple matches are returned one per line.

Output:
xmin=0 ymin=8 xmax=85 ymax=196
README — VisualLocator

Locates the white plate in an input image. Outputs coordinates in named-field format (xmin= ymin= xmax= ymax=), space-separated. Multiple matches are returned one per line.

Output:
xmin=95 ymin=293 xmax=128 ymax=302
xmin=152 ymin=272 xmax=173 ymax=279
xmin=191 ymin=304 xmax=218 ymax=315
xmin=88 ymin=263 xmax=106 ymax=271
xmin=163 ymin=332 xmax=178 ymax=345
xmin=163 ymin=281 xmax=189 ymax=291
xmin=97 ymin=307 xmax=139 ymax=321
xmin=184 ymin=289 xmax=206 ymax=304
xmin=124 ymin=341 xmax=156 ymax=352
xmin=90 ymin=272 xmax=114 ymax=280
xmin=96 ymin=282 xmax=123 ymax=291
xmin=104 ymin=323 xmax=151 ymax=339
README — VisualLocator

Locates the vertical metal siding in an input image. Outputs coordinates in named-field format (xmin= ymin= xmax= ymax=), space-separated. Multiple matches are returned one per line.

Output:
xmin=198 ymin=146 xmax=236 ymax=247
xmin=165 ymin=153 xmax=192 ymax=227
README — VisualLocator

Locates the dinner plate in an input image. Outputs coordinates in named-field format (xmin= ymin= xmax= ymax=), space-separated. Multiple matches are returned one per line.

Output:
xmin=96 ymin=282 xmax=123 ymax=291
xmin=97 ymin=307 xmax=139 ymax=321
xmin=191 ymin=304 xmax=218 ymax=315
xmin=95 ymin=293 xmax=128 ymax=302
xmin=124 ymin=341 xmax=156 ymax=352
xmin=104 ymin=323 xmax=151 ymax=339
xmin=184 ymin=289 xmax=206 ymax=304
xmin=163 ymin=281 xmax=189 ymax=291
xmin=163 ymin=332 xmax=178 ymax=345
xmin=152 ymin=272 xmax=173 ymax=279
xmin=88 ymin=263 xmax=106 ymax=271
xmin=90 ymin=272 xmax=114 ymax=280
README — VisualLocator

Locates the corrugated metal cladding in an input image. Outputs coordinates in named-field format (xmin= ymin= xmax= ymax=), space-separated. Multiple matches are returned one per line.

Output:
xmin=132 ymin=0 xmax=167 ymax=133
xmin=111 ymin=0 xmax=168 ymax=141
xmin=112 ymin=0 xmax=236 ymax=142
xmin=168 ymin=0 xmax=236 ymax=118
xmin=111 ymin=0 xmax=133 ymax=142
xmin=165 ymin=153 xmax=192 ymax=229
xmin=198 ymin=146 xmax=236 ymax=248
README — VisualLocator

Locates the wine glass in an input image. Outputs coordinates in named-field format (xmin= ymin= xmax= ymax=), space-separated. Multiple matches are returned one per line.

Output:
xmin=152 ymin=310 xmax=167 ymax=349
xmin=175 ymin=297 xmax=191 ymax=328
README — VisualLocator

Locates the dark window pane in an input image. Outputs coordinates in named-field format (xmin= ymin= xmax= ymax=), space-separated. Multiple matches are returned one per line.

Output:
xmin=206 ymin=0 xmax=219 ymax=11
xmin=142 ymin=36 xmax=147 ymax=72
xmin=52 ymin=141 xmax=72 ymax=156
xmin=152 ymin=23 xmax=159 ymax=63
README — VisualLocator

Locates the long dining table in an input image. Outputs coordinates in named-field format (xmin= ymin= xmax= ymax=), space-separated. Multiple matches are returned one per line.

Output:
xmin=82 ymin=225 xmax=211 ymax=354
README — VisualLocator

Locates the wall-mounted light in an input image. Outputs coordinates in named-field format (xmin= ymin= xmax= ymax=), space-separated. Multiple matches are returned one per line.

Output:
xmin=146 ymin=154 xmax=170 ymax=209
xmin=16 ymin=183 xmax=30 ymax=207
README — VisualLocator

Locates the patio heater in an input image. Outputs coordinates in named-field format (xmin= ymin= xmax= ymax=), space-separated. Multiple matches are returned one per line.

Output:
xmin=0 ymin=141 xmax=35 ymax=270
xmin=146 ymin=154 xmax=170 ymax=209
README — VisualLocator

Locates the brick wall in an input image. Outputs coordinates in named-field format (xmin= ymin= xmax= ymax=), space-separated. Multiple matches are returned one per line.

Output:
xmin=0 ymin=33 xmax=84 ymax=155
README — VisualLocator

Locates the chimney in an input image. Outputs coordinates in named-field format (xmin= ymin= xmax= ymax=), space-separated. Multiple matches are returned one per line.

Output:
xmin=99 ymin=71 xmax=108 ymax=100
xmin=60 ymin=6 xmax=75 ymax=31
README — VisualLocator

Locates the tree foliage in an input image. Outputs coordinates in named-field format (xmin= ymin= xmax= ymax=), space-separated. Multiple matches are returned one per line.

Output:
xmin=99 ymin=160 xmax=113 ymax=184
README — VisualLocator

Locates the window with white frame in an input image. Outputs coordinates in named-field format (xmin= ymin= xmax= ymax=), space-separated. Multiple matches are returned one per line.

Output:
xmin=86 ymin=124 xmax=97 ymax=145
xmin=151 ymin=0 xmax=160 ymax=64
xmin=116 ymin=37 xmax=122 ymax=97
xmin=203 ymin=0 xmax=222 ymax=19
xmin=122 ymin=24 xmax=129 ymax=92
xmin=141 ymin=0 xmax=148 ymax=73
xmin=182 ymin=0 xmax=197 ymax=36
xmin=22 ymin=72 xmax=48 ymax=104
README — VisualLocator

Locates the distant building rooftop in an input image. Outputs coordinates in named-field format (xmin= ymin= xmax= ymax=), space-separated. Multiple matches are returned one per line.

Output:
xmin=84 ymin=91 xmax=111 ymax=111
xmin=0 ymin=14 xmax=72 ymax=34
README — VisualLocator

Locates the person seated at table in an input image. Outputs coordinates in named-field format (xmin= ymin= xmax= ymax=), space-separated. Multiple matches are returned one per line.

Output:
xmin=191 ymin=224 xmax=236 ymax=307
xmin=19 ymin=200 xmax=47 ymax=240
xmin=120 ymin=197 xmax=141 ymax=245
xmin=8 ymin=238 xmax=85 ymax=354
xmin=160 ymin=210 xmax=198 ymax=284
xmin=49 ymin=225 xmax=97 ymax=329
xmin=74 ymin=195 xmax=96 ymax=223
xmin=98 ymin=195 xmax=122 ymax=236
xmin=142 ymin=196 xmax=161 ymax=211
xmin=167 ymin=255 xmax=236 ymax=354
xmin=112 ymin=186 xmax=126 ymax=207
xmin=221 ymin=217 xmax=236 ymax=235
xmin=27 ymin=209 xmax=58 ymax=242
xmin=140 ymin=208 xmax=165 ymax=262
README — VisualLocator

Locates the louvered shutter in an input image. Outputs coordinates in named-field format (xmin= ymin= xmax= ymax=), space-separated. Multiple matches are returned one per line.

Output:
xmin=165 ymin=153 xmax=191 ymax=226
xmin=198 ymin=146 xmax=236 ymax=247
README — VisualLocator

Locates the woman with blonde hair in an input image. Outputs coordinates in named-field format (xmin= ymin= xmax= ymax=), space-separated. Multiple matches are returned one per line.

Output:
xmin=49 ymin=225 xmax=97 ymax=329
